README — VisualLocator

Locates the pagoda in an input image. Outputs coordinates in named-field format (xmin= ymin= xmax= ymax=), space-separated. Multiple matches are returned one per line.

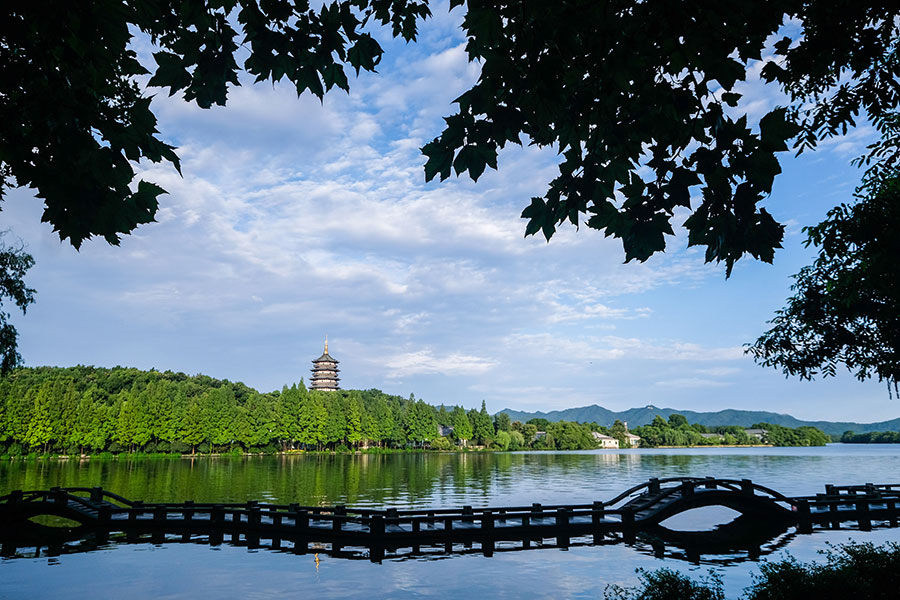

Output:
xmin=310 ymin=338 xmax=340 ymax=391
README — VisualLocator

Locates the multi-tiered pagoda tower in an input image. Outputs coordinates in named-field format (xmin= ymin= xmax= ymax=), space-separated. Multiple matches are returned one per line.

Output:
xmin=310 ymin=338 xmax=340 ymax=391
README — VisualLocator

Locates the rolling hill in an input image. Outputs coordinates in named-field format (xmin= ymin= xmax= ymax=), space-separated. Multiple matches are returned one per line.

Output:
xmin=497 ymin=404 xmax=900 ymax=438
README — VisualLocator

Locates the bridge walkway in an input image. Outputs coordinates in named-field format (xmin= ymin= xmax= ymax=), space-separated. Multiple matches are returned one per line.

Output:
xmin=3 ymin=478 xmax=899 ymax=560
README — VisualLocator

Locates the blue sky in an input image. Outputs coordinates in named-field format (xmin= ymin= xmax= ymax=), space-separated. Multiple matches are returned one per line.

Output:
xmin=5 ymin=3 xmax=897 ymax=422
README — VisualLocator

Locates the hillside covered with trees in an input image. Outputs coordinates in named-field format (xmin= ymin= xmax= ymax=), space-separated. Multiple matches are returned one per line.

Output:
xmin=0 ymin=366 xmax=602 ymax=456
xmin=633 ymin=414 xmax=830 ymax=447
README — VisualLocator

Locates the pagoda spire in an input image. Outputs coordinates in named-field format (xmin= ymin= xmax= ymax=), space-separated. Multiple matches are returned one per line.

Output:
xmin=324 ymin=335 xmax=328 ymax=354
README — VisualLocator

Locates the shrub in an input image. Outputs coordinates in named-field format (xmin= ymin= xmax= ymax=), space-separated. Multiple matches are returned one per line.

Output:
xmin=605 ymin=568 xmax=724 ymax=600
xmin=746 ymin=542 xmax=900 ymax=600
xmin=430 ymin=436 xmax=452 ymax=451
xmin=608 ymin=543 xmax=900 ymax=600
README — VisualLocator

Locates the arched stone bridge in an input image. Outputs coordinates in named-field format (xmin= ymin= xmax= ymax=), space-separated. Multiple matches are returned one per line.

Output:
xmin=2 ymin=477 xmax=898 ymax=562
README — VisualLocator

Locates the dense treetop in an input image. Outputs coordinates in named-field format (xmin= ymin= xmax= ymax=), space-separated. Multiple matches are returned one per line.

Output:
xmin=0 ymin=366 xmax=603 ymax=455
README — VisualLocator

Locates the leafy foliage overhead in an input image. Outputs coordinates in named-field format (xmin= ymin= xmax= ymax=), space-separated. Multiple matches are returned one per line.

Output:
xmin=0 ymin=236 xmax=34 ymax=374
xmin=749 ymin=176 xmax=900 ymax=391
xmin=4 ymin=1 xmax=900 ymax=389
xmin=423 ymin=1 xmax=900 ymax=275
xmin=0 ymin=0 xmax=430 ymax=248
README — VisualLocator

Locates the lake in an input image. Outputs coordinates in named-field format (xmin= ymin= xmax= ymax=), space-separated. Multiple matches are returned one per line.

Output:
xmin=2 ymin=445 xmax=900 ymax=598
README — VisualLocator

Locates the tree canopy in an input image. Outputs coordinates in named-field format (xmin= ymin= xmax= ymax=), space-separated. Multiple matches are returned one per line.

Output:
xmin=0 ymin=236 xmax=34 ymax=373
xmin=2 ymin=1 xmax=899 ymax=386
xmin=749 ymin=176 xmax=900 ymax=392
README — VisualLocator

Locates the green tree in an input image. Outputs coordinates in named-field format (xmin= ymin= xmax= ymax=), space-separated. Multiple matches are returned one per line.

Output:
xmin=494 ymin=411 xmax=511 ymax=432
xmin=473 ymin=400 xmax=494 ymax=445
xmin=25 ymin=381 xmax=54 ymax=451
xmin=0 ymin=235 xmax=36 ymax=374
xmin=451 ymin=405 xmax=473 ymax=447
xmin=207 ymin=386 xmax=238 ymax=447
xmin=71 ymin=388 xmax=99 ymax=455
xmin=322 ymin=393 xmax=347 ymax=448
xmin=345 ymin=392 xmax=363 ymax=449
xmin=243 ymin=392 xmax=276 ymax=448
xmin=750 ymin=176 xmax=900 ymax=393
xmin=610 ymin=419 xmax=629 ymax=449
xmin=668 ymin=414 xmax=689 ymax=429
xmin=1 ymin=1 xmax=433 ymax=248
xmin=297 ymin=392 xmax=326 ymax=449
xmin=180 ymin=397 xmax=207 ymax=454
xmin=277 ymin=384 xmax=302 ymax=448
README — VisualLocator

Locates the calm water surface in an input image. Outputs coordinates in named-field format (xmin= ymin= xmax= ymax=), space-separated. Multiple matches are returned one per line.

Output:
xmin=2 ymin=445 xmax=899 ymax=598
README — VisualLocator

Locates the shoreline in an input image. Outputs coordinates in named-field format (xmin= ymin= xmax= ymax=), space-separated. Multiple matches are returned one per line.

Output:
xmin=1 ymin=443 xmax=822 ymax=461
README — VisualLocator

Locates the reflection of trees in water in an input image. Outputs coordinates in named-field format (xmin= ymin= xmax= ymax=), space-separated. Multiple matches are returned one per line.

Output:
xmin=0 ymin=451 xmax=862 ymax=511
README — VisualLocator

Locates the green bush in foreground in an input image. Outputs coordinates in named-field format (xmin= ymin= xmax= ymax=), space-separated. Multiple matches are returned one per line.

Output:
xmin=606 ymin=542 xmax=900 ymax=600
xmin=605 ymin=569 xmax=724 ymax=600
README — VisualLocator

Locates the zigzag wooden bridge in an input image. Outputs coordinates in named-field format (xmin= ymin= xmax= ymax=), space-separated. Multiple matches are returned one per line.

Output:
xmin=3 ymin=477 xmax=899 ymax=562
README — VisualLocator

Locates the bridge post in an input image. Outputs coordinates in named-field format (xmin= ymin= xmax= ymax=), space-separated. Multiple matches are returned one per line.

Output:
xmin=741 ymin=479 xmax=754 ymax=496
xmin=370 ymin=513 xmax=385 ymax=536
xmin=703 ymin=477 xmax=716 ymax=490
xmin=482 ymin=510 xmax=494 ymax=556
xmin=556 ymin=507 xmax=570 ymax=548
xmin=443 ymin=516 xmax=454 ymax=553
xmin=90 ymin=487 xmax=103 ymax=502
xmin=825 ymin=484 xmax=836 ymax=496
xmin=592 ymin=501 xmax=604 ymax=544
xmin=295 ymin=509 xmax=309 ymax=533
xmin=797 ymin=499 xmax=812 ymax=534
xmin=649 ymin=478 xmax=660 ymax=494
xmin=151 ymin=506 xmax=166 ymax=544
xmin=370 ymin=513 xmax=385 ymax=563
xmin=828 ymin=500 xmax=840 ymax=529
xmin=249 ymin=505 xmax=261 ymax=529
xmin=51 ymin=487 xmax=66 ymax=506
xmin=521 ymin=512 xmax=531 ymax=548
xmin=411 ymin=516 xmax=421 ymax=554
xmin=9 ymin=490 xmax=22 ymax=504
xmin=621 ymin=508 xmax=635 ymax=543
xmin=211 ymin=505 xmax=224 ymax=528
xmin=681 ymin=481 xmax=694 ymax=497
xmin=857 ymin=499 xmax=872 ymax=531
xmin=889 ymin=499 xmax=898 ymax=527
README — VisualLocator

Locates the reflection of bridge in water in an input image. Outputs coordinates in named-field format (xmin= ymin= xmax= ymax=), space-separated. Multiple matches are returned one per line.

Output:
xmin=3 ymin=477 xmax=899 ymax=564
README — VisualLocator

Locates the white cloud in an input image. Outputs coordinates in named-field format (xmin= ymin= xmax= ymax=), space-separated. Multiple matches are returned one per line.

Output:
xmin=381 ymin=349 xmax=498 ymax=378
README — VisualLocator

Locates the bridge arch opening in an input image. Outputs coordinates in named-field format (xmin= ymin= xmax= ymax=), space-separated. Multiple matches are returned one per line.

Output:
xmin=659 ymin=506 xmax=742 ymax=532
xmin=27 ymin=515 xmax=84 ymax=529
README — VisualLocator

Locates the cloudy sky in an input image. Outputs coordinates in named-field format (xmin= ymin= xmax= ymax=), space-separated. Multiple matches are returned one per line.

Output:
xmin=5 ymin=4 xmax=896 ymax=422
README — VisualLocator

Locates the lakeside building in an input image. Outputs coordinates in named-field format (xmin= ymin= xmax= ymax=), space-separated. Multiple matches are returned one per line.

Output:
xmin=592 ymin=432 xmax=620 ymax=449
xmin=744 ymin=428 xmax=768 ymax=442
xmin=310 ymin=338 xmax=340 ymax=391
xmin=622 ymin=422 xmax=642 ymax=447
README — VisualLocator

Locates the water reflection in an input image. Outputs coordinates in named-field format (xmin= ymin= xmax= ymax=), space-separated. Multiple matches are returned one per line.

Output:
xmin=4 ymin=447 xmax=898 ymax=510
xmin=8 ymin=517 xmax=893 ymax=569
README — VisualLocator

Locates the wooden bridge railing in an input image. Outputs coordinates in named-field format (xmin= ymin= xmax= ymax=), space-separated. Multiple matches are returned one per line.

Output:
xmin=4 ymin=477 xmax=900 ymax=561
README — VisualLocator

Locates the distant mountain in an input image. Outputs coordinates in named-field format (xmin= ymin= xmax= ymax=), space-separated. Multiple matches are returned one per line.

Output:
xmin=497 ymin=404 xmax=900 ymax=438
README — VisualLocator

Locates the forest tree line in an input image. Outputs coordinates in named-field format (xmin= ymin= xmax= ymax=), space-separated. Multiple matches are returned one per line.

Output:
xmin=630 ymin=414 xmax=830 ymax=447
xmin=840 ymin=430 xmax=900 ymax=444
xmin=0 ymin=367 xmax=603 ymax=456
xmin=0 ymin=367 xmax=831 ymax=456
